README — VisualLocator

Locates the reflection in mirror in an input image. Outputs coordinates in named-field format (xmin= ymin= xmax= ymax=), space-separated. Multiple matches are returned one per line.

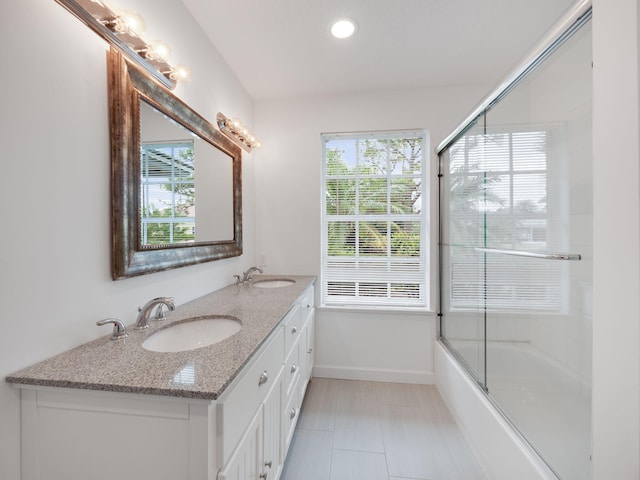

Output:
xmin=139 ymin=102 xmax=234 ymax=245
xmin=109 ymin=48 xmax=242 ymax=280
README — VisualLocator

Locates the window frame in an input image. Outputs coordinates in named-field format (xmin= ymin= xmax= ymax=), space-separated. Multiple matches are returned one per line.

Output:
xmin=320 ymin=130 xmax=429 ymax=310
xmin=140 ymin=140 xmax=196 ymax=245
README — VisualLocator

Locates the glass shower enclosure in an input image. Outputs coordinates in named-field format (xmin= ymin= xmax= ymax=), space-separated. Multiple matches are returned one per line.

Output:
xmin=438 ymin=5 xmax=592 ymax=480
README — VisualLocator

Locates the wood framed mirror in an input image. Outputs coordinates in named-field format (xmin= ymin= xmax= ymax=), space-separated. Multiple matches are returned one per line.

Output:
xmin=108 ymin=48 xmax=242 ymax=280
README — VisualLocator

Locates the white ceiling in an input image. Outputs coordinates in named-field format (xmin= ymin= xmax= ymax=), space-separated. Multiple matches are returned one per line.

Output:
xmin=182 ymin=0 xmax=576 ymax=100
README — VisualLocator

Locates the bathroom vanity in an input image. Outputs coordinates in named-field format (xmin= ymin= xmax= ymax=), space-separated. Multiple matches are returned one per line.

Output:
xmin=7 ymin=276 xmax=316 ymax=480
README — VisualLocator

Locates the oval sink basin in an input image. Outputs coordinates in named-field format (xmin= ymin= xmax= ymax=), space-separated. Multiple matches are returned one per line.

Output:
xmin=253 ymin=278 xmax=296 ymax=288
xmin=142 ymin=316 xmax=242 ymax=352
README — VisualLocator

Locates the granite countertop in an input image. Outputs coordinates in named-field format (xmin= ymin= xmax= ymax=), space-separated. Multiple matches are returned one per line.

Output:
xmin=6 ymin=275 xmax=316 ymax=401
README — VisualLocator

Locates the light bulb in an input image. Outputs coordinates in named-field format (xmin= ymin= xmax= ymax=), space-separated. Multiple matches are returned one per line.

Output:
xmin=170 ymin=65 xmax=191 ymax=82
xmin=148 ymin=41 xmax=172 ymax=62
xmin=120 ymin=10 xmax=146 ymax=35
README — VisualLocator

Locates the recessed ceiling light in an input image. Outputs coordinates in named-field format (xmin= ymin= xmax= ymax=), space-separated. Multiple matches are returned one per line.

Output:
xmin=330 ymin=18 xmax=358 ymax=39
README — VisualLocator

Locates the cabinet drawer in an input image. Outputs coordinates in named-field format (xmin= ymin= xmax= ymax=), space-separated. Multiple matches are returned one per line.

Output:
xmin=300 ymin=287 xmax=315 ymax=328
xmin=284 ymin=342 xmax=300 ymax=398
xmin=282 ymin=304 xmax=301 ymax=359
xmin=219 ymin=327 xmax=284 ymax=464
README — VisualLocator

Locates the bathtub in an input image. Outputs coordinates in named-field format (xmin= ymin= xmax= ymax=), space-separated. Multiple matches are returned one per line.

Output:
xmin=436 ymin=340 xmax=591 ymax=480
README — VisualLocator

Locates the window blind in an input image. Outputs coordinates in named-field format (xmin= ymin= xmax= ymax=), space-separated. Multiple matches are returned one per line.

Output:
xmin=447 ymin=129 xmax=565 ymax=312
xmin=321 ymin=131 xmax=428 ymax=308
xmin=140 ymin=140 xmax=196 ymax=245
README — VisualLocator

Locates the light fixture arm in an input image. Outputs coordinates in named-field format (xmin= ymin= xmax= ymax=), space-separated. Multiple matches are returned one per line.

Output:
xmin=55 ymin=0 xmax=186 ymax=90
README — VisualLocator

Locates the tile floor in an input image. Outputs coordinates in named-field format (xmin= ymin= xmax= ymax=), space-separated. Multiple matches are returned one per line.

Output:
xmin=281 ymin=378 xmax=488 ymax=480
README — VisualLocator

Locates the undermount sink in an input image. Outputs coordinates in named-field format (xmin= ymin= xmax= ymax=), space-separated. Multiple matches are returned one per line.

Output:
xmin=252 ymin=278 xmax=296 ymax=288
xmin=142 ymin=316 xmax=242 ymax=353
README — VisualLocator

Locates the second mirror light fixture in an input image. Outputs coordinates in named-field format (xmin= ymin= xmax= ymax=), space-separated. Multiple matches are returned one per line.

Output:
xmin=216 ymin=113 xmax=261 ymax=153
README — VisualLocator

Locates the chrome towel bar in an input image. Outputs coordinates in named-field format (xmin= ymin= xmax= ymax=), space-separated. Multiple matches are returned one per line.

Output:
xmin=474 ymin=247 xmax=582 ymax=261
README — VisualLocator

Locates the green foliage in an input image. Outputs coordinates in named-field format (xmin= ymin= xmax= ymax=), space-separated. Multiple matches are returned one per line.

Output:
xmin=325 ymin=137 xmax=422 ymax=258
xmin=143 ymin=205 xmax=195 ymax=244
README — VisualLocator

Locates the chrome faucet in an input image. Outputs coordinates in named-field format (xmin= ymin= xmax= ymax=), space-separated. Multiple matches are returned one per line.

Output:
xmin=241 ymin=266 xmax=263 ymax=284
xmin=135 ymin=297 xmax=175 ymax=329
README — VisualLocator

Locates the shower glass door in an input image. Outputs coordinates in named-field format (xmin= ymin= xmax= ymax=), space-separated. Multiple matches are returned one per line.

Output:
xmin=439 ymin=15 xmax=592 ymax=480
xmin=439 ymin=119 xmax=488 ymax=387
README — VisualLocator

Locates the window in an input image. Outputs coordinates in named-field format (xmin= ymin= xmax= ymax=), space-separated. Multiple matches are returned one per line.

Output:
xmin=447 ymin=128 xmax=564 ymax=312
xmin=321 ymin=130 xmax=428 ymax=308
xmin=140 ymin=141 xmax=195 ymax=245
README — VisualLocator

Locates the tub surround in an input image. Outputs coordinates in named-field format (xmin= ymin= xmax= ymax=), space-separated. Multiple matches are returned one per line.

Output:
xmin=6 ymin=275 xmax=316 ymax=400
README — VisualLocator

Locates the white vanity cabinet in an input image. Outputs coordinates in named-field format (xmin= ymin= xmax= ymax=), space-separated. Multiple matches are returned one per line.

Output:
xmin=14 ymin=282 xmax=316 ymax=480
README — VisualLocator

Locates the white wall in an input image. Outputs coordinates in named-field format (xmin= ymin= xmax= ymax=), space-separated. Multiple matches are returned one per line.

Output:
xmin=592 ymin=0 xmax=640 ymax=477
xmin=254 ymin=85 xmax=489 ymax=382
xmin=0 ymin=2 xmax=256 ymax=479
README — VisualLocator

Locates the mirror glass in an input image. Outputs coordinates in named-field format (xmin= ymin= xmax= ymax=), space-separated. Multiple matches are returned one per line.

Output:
xmin=109 ymin=48 xmax=242 ymax=279
xmin=139 ymin=101 xmax=234 ymax=245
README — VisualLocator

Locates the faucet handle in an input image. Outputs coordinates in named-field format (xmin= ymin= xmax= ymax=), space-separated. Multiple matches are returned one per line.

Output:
xmin=234 ymin=274 xmax=242 ymax=285
xmin=96 ymin=318 xmax=128 ymax=340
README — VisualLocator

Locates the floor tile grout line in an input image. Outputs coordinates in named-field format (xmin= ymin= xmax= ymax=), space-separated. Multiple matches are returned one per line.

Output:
xmin=295 ymin=426 xmax=336 ymax=433
xmin=328 ymin=429 xmax=335 ymax=480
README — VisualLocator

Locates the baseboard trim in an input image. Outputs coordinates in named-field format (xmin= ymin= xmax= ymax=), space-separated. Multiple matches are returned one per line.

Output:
xmin=312 ymin=365 xmax=434 ymax=384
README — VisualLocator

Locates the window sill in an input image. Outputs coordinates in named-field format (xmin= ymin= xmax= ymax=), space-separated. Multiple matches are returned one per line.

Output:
xmin=317 ymin=304 xmax=436 ymax=316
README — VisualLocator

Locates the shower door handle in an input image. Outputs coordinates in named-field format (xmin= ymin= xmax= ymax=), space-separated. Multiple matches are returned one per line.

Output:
xmin=474 ymin=247 xmax=582 ymax=261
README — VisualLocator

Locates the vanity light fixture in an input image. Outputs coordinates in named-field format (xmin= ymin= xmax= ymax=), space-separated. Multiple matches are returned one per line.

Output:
xmin=216 ymin=113 xmax=261 ymax=153
xmin=330 ymin=18 xmax=358 ymax=39
xmin=55 ymin=0 xmax=190 ymax=89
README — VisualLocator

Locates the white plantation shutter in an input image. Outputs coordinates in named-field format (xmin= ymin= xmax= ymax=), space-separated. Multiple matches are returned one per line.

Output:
xmin=321 ymin=131 xmax=428 ymax=308
xmin=447 ymin=129 xmax=564 ymax=312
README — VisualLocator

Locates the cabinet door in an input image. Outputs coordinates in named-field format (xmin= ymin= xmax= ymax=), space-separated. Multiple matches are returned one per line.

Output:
xmin=218 ymin=408 xmax=263 ymax=480
xmin=298 ymin=325 xmax=308 ymax=392
xmin=262 ymin=376 xmax=282 ymax=480
xmin=282 ymin=385 xmax=299 ymax=460
xmin=305 ymin=312 xmax=315 ymax=381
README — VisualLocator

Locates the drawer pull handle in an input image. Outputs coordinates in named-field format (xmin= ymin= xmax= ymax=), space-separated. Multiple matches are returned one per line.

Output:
xmin=307 ymin=303 xmax=311 ymax=309
xmin=258 ymin=370 xmax=269 ymax=386
xmin=265 ymin=461 xmax=273 ymax=469
xmin=259 ymin=473 xmax=268 ymax=480
xmin=307 ymin=348 xmax=313 ymax=354
xmin=290 ymin=363 xmax=297 ymax=374
xmin=290 ymin=407 xmax=297 ymax=419
xmin=291 ymin=326 xmax=298 ymax=334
